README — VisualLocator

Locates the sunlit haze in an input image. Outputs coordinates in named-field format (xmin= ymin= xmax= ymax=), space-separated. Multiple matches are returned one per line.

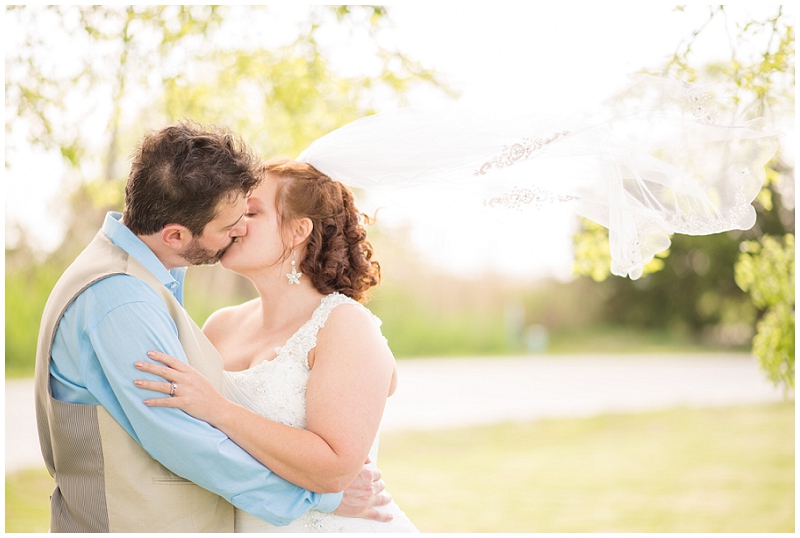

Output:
xmin=5 ymin=4 xmax=785 ymax=280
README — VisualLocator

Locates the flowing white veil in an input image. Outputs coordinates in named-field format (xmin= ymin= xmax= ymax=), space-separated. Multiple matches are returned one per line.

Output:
xmin=298 ymin=76 xmax=780 ymax=279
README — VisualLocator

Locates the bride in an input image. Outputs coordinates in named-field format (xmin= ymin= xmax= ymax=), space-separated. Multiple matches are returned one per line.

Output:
xmin=134 ymin=157 xmax=419 ymax=532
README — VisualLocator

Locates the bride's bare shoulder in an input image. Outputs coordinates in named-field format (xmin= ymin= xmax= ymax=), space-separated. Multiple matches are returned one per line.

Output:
xmin=320 ymin=301 xmax=388 ymax=351
xmin=202 ymin=298 xmax=259 ymax=339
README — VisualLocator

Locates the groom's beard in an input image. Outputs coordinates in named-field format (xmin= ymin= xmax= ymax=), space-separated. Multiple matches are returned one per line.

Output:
xmin=181 ymin=237 xmax=233 ymax=266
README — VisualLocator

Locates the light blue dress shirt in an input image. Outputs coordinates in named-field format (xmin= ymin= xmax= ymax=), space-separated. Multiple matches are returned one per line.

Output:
xmin=49 ymin=212 xmax=341 ymax=526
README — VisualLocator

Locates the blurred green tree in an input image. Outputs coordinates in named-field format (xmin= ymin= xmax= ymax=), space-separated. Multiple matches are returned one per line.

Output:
xmin=735 ymin=234 xmax=795 ymax=393
xmin=5 ymin=5 xmax=448 ymax=376
xmin=572 ymin=6 xmax=794 ymax=392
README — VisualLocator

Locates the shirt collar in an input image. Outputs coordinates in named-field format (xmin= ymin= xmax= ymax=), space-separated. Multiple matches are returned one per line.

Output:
xmin=102 ymin=212 xmax=187 ymax=305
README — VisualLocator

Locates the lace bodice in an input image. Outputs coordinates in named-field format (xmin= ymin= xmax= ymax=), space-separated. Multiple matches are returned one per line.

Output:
xmin=222 ymin=293 xmax=378 ymax=428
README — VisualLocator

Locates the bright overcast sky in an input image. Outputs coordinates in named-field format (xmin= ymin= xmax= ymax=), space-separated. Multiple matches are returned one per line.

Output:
xmin=5 ymin=3 xmax=790 ymax=280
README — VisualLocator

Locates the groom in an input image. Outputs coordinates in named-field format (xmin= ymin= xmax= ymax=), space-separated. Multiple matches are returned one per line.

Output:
xmin=34 ymin=121 xmax=391 ymax=532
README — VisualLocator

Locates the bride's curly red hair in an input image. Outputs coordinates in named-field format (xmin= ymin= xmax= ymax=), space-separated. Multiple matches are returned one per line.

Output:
xmin=262 ymin=157 xmax=380 ymax=303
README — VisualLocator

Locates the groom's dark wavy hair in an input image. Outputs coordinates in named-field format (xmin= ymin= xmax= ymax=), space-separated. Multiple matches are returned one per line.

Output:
xmin=124 ymin=120 xmax=260 ymax=236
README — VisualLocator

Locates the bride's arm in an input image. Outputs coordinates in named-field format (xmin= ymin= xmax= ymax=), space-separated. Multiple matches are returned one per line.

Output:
xmin=134 ymin=304 xmax=395 ymax=494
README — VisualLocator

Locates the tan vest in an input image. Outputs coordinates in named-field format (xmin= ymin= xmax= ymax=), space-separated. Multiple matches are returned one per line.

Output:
xmin=34 ymin=231 xmax=235 ymax=532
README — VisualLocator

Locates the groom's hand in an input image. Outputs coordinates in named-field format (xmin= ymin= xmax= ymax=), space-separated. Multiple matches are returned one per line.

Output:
xmin=333 ymin=462 xmax=393 ymax=522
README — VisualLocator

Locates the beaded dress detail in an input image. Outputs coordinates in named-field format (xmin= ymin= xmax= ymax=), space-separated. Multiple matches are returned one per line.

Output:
xmin=222 ymin=293 xmax=418 ymax=533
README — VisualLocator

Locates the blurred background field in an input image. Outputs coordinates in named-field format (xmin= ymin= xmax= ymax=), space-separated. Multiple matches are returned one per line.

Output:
xmin=7 ymin=402 xmax=793 ymax=533
xmin=3 ymin=256 xmax=763 ymax=378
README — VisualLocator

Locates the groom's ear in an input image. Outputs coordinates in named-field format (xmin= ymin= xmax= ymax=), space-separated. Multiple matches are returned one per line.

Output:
xmin=160 ymin=224 xmax=192 ymax=251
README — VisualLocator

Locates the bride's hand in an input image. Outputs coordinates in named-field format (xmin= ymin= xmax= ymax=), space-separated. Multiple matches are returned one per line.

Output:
xmin=134 ymin=350 xmax=227 ymax=425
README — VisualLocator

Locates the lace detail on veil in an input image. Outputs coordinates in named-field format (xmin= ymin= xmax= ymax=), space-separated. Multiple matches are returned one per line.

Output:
xmin=484 ymin=186 xmax=578 ymax=210
xmin=473 ymin=130 xmax=571 ymax=176
xmin=297 ymin=75 xmax=780 ymax=280
xmin=682 ymin=83 xmax=719 ymax=124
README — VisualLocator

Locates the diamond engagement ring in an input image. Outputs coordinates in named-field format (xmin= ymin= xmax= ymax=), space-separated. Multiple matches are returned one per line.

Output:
xmin=170 ymin=382 xmax=177 ymax=397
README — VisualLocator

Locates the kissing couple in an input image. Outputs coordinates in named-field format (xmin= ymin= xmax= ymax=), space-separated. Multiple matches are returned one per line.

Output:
xmin=35 ymin=121 xmax=419 ymax=532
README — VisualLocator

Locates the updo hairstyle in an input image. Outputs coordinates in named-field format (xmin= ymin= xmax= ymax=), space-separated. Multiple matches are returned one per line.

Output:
xmin=262 ymin=157 xmax=380 ymax=303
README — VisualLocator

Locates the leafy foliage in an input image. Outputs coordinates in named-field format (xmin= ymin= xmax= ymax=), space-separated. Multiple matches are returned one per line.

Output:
xmin=735 ymin=235 xmax=795 ymax=392
xmin=6 ymin=5 xmax=449 ymax=175
xmin=6 ymin=5 xmax=225 ymax=170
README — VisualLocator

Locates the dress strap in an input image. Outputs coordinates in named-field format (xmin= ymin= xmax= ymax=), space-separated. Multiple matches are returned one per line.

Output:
xmin=278 ymin=293 xmax=376 ymax=365
xmin=313 ymin=292 xmax=359 ymax=322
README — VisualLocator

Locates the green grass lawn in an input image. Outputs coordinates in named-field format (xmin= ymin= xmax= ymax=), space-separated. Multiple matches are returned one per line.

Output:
xmin=378 ymin=402 xmax=794 ymax=532
xmin=6 ymin=402 xmax=793 ymax=532
xmin=5 ymin=468 xmax=53 ymax=533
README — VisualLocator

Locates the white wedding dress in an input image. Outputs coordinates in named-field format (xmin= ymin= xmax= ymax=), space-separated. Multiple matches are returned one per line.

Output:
xmin=222 ymin=293 xmax=419 ymax=533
